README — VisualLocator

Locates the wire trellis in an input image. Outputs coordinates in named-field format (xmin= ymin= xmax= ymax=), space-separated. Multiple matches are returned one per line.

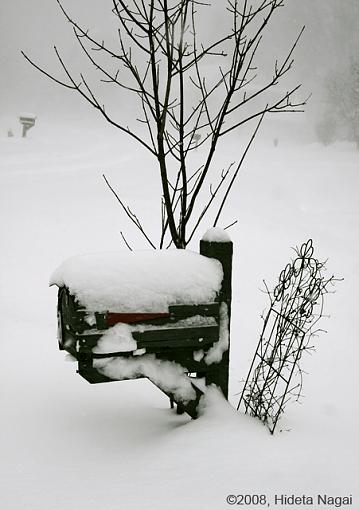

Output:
xmin=237 ymin=239 xmax=340 ymax=434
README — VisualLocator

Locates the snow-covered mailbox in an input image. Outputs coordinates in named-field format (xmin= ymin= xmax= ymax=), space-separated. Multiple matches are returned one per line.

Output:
xmin=51 ymin=230 xmax=232 ymax=418
xmin=19 ymin=113 xmax=36 ymax=138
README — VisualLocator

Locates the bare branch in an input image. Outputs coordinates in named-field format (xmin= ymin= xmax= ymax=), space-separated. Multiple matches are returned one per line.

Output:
xmin=214 ymin=111 xmax=265 ymax=226
xmin=120 ymin=231 xmax=134 ymax=251
xmin=22 ymin=50 xmax=78 ymax=90
xmin=187 ymin=162 xmax=233 ymax=243
xmin=103 ymin=174 xmax=156 ymax=249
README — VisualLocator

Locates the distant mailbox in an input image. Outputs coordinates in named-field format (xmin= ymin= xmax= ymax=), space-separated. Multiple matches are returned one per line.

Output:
xmin=19 ymin=114 xmax=36 ymax=138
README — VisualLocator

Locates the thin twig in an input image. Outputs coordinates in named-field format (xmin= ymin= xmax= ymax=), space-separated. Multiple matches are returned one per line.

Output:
xmin=103 ymin=174 xmax=156 ymax=249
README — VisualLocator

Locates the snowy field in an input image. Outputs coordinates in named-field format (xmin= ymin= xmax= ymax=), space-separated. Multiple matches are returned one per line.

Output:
xmin=0 ymin=119 xmax=358 ymax=510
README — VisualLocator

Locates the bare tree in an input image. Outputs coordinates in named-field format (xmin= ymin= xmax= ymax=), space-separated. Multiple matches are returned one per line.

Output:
xmin=23 ymin=0 xmax=306 ymax=248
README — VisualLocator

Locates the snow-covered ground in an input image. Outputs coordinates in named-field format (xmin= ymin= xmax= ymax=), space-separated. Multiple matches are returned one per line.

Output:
xmin=0 ymin=120 xmax=358 ymax=510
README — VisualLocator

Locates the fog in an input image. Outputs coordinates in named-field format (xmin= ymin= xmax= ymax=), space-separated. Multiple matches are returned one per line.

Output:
xmin=1 ymin=1 xmax=359 ymax=138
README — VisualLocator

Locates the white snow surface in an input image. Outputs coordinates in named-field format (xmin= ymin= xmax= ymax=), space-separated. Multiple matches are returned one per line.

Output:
xmin=1 ymin=123 xmax=359 ymax=510
xmin=202 ymin=226 xmax=232 ymax=242
xmin=50 ymin=249 xmax=223 ymax=312
xmin=193 ymin=349 xmax=205 ymax=362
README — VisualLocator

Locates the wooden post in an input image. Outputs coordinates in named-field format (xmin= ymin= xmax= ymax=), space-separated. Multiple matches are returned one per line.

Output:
xmin=200 ymin=233 xmax=233 ymax=398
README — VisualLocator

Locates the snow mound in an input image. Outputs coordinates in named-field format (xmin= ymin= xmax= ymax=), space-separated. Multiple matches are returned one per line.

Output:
xmin=50 ymin=249 xmax=223 ymax=312
xmin=94 ymin=354 xmax=197 ymax=403
xmin=92 ymin=323 xmax=137 ymax=354
xmin=201 ymin=227 xmax=232 ymax=243
xmin=204 ymin=303 xmax=229 ymax=364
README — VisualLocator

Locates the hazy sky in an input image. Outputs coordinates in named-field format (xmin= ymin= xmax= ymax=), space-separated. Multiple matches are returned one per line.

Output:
xmin=1 ymin=1 xmax=358 ymax=135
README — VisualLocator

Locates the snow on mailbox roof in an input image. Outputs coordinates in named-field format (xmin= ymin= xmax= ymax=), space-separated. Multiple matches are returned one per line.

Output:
xmin=19 ymin=112 xmax=36 ymax=119
xmin=50 ymin=249 xmax=223 ymax=312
